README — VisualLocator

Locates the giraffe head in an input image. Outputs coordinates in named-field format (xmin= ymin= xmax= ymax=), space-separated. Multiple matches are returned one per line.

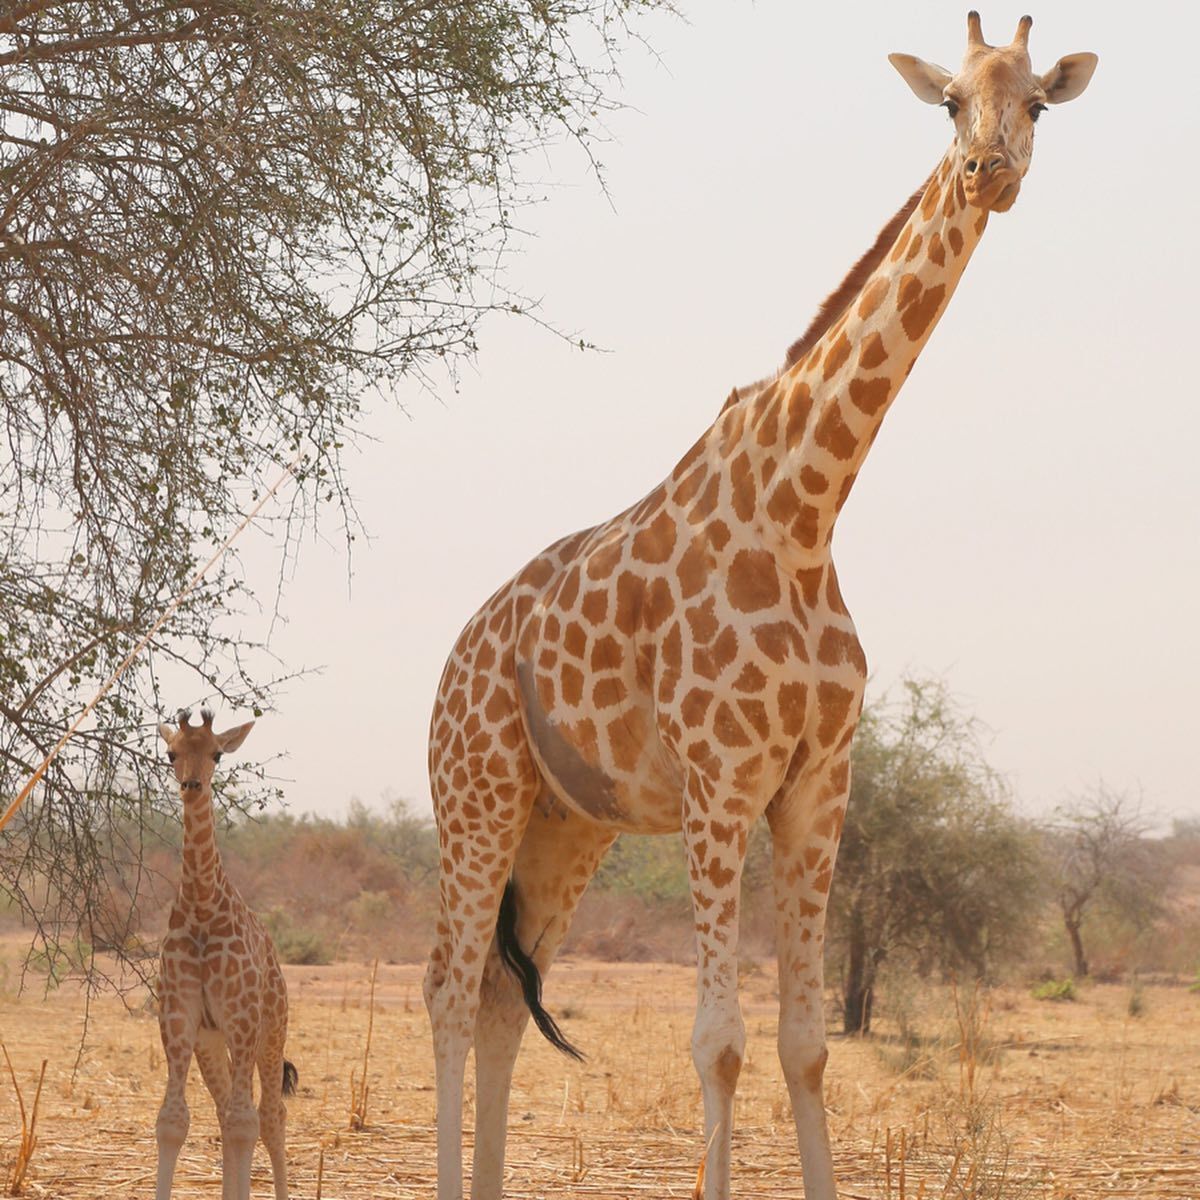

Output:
xmin=890 ymin=11 xmax=1097 ymax=213
xmin=157 ymin=708 xmax=254 ymax=795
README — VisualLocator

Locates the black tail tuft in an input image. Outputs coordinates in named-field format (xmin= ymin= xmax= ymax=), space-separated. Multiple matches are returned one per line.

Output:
xmin=282 ymin=1059 xmax=298 ymax=1096
xmin=496 ymin=881 xmax=584 ymax=1062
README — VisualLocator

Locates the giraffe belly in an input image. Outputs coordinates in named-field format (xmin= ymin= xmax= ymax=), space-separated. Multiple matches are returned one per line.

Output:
xmin=515 ymin=660 xmax=682 ymax=833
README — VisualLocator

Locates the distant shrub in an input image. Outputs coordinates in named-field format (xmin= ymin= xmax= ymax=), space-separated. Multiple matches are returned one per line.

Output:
xmin=1127 ymin=975 xmax=1145 ymax=1018
xmin=264 ymin=911 xmax=332 ymax=965
xmin=1031 ymin=978 xmax=1076 ymax=1002
xmin=348 ymin=889 xmax=396 ymax=928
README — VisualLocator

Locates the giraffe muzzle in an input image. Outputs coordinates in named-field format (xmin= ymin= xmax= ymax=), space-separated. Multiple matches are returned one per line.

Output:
xmin=964 ymin=163 xmax=1021 ymax=212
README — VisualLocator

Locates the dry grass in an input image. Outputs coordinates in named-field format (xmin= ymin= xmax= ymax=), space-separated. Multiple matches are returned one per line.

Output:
xmin=0 ymin=1040 xmax=45 ymax=1194
xmin=347 ymin=959 xmax=378 ymax=1132
xmin=0 ymin=950 xmax=1197 ymax=1198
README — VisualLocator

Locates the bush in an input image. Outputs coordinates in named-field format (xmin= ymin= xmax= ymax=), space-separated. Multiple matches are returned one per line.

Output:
xmin=1127 ymin=976 xmax=1145 ymax=1017
xmin=264 ymin=911 xmax=332 ymax=966
xmin=1031 ymin=978 xmax=1076 ymax=1002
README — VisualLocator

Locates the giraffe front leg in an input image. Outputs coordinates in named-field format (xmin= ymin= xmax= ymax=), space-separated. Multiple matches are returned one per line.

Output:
xmin=155 ymin=1040 xmax=194 ymax=1200
xmin=156 ymin=959 xmax=200 ymax=1200
xmin=684 ymin=778 xmax=752 ymax=1200
xmin=221 ymin=1026 xmax=261 ymax=1200
xmin=765 ymin=756 xmax=849 ymax=1200
xmin=471 ymin=801 xmax=616 ymax=1200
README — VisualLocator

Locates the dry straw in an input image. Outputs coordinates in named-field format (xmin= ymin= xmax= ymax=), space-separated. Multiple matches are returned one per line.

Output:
xmin=0 ymin=1042 xmax=46 ymax=1195
xmin=349 ymin=958 xmax=379 ymax=1131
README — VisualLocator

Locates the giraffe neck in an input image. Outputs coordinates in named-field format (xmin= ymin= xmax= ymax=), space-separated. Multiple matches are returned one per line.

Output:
xmin=178 ymin=787 xmax=227 ymax=907
xmin=734 ymin=149 xmax=987 ymax=560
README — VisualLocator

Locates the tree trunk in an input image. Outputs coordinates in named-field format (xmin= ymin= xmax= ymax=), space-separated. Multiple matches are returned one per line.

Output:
xmin=843 ymin=921 xmax=875 ymax=1034
xmin=1065 ymin=916 xmax=1088 ymax=978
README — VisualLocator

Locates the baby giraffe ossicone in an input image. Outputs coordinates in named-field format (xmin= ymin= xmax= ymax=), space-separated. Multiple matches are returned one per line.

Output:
xmin=154 ymin=709 xmax=295 ymax=1200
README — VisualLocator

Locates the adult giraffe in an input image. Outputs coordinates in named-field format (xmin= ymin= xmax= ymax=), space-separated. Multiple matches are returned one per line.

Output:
xmin=425 ymin=13 xmax=1096 ymax=1200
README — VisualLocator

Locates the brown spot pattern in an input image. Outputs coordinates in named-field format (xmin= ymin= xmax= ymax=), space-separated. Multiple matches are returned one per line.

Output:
xmin=726 ymin=550 xmax=781 ymax=613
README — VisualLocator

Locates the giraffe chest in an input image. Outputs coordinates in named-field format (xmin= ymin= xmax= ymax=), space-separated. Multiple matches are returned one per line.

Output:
xmin=162 ymin=897 xmax=280 ymax=1023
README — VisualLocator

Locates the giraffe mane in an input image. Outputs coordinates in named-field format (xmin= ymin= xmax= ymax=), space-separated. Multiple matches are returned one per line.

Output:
xmin=725 ymin=169 xmax=936 ymax=412
xmin=781 ymin=169 xmax=934 ymax=370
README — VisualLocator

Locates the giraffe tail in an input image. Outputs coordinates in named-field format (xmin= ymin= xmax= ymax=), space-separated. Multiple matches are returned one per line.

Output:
xmin=282 ymin=1060 xmax=298 ymax=1096
xmin=496 ymin=880 xmax=585 ymax=1062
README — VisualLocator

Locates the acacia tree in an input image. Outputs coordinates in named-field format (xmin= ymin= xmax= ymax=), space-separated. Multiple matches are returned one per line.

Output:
xmin=0 ymin=0 xmax=665 ymax=981
xmin=1049 ymin=785 xmax=1163 ymax=978
xmin=830 ymin=679 xmax=1041 ymax=1034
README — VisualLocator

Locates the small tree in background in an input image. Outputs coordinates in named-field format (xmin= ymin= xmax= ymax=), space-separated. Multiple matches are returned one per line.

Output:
xmin=1048 ymin=785 xmax=1164 ymax=978
xmin=830 ymin=678 xmax=1041 ymax=1034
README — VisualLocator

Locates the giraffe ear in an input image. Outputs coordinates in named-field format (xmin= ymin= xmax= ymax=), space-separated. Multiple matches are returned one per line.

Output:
xmin=888 ymin=54 xmax=953 ymax=104
xmin=1038 ymin=53 xmax=1098 ymax=104
xmin=216 ymin=721 xmax=255 ymax=754
xmin=158 ymin=723 xmax=175 ymax=745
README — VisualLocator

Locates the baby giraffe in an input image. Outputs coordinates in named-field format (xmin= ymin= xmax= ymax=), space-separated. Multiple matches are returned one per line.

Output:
xmin=155 ymin=708 xmax=295 ymax=1200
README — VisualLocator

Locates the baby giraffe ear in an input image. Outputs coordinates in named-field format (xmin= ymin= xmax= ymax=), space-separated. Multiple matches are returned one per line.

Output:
xmin=158 ymin=723 xmax=175 ymax=745
xmin=216 ymin=720 xmax=255 ymax=755
xmin=888 ymin=53 xmax=953 ymax=104
xmin=1039 ymin=53 xmax=1098 ymax=104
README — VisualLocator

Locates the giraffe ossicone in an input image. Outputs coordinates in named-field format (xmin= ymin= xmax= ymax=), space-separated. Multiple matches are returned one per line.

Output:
xmin=425 ymin=12 xmax=1096 ymax=1200
xmin=154 ymin=710 xmax=296 ymax=1200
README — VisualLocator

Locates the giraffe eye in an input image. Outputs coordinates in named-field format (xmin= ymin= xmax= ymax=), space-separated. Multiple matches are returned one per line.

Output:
xmin=167 ymin=751 xmax=177 ymax=763
xmin=941 ymin=98 xmax=960 ymax=120
xmin=213 ymin=751 xmax=223 ymax=763
xmin=1029 ymin=102 xmax=1047 ymax=122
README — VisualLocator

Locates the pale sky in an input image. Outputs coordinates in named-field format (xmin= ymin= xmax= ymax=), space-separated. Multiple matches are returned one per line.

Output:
xmin=207 ymin=2 xmax=1199 ymax=826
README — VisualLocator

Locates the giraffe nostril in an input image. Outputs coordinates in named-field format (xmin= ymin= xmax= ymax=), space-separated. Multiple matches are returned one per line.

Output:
xmin=986 ymin=154 xmax=1006 ymax=173
xmin=965 ymin=158 xmax=979 ymax=175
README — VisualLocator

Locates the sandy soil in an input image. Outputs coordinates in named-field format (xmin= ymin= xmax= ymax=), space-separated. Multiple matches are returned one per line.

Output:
xmin=0 ymin=954 xmax=1197 ymax=1198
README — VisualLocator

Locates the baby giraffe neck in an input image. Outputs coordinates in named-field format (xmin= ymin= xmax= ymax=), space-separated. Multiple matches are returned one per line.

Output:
xmin=179 ymin=788 xmax=225 ymax=907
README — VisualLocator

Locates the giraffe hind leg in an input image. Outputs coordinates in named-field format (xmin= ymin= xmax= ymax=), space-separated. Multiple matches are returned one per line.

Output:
xmin=425 ymin=789 xmax=534 ymax=1200
xmin=194 ymin=1028 xmax=236 ymax=1185
xmin=257 ymin=1036 xmax=291 ymax=1200
xmin=471 ymin=802 xmax=616 ymax=1200
xmin=495 ymin=880 xmax=583 ymax=1060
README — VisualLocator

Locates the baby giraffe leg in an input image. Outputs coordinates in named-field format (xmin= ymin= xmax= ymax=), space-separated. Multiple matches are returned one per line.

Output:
xmin=257 ymin=1039 xmax=290 ymax=1200
xmin=155 ymin=1040 xmax=194 ymax=1200
xmin=193 ymin=1028 xmax=234 ymax=1182
xmin=155 ymin=963 xmax=200 ymax=1200
xmin=222 ymin=1034 xmax=261 ymax=1200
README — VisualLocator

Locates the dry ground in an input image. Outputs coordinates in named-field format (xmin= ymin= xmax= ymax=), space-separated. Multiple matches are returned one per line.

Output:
xmin=0 ymin=953 xmax=1196 ymax=1198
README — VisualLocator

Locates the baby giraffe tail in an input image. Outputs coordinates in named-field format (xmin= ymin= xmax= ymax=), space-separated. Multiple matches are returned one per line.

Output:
xmin=495 ymin=881 xmax=584 ymax=1061
xmin=282 ymin=1060 xmax=299 ymax=1096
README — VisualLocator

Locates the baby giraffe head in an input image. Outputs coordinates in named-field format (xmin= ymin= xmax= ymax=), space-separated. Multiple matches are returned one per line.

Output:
xmin=890 ymin=10 xmax=1097 ymax=212
xmin=158 ymin=708 xmax=254 ymax=796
